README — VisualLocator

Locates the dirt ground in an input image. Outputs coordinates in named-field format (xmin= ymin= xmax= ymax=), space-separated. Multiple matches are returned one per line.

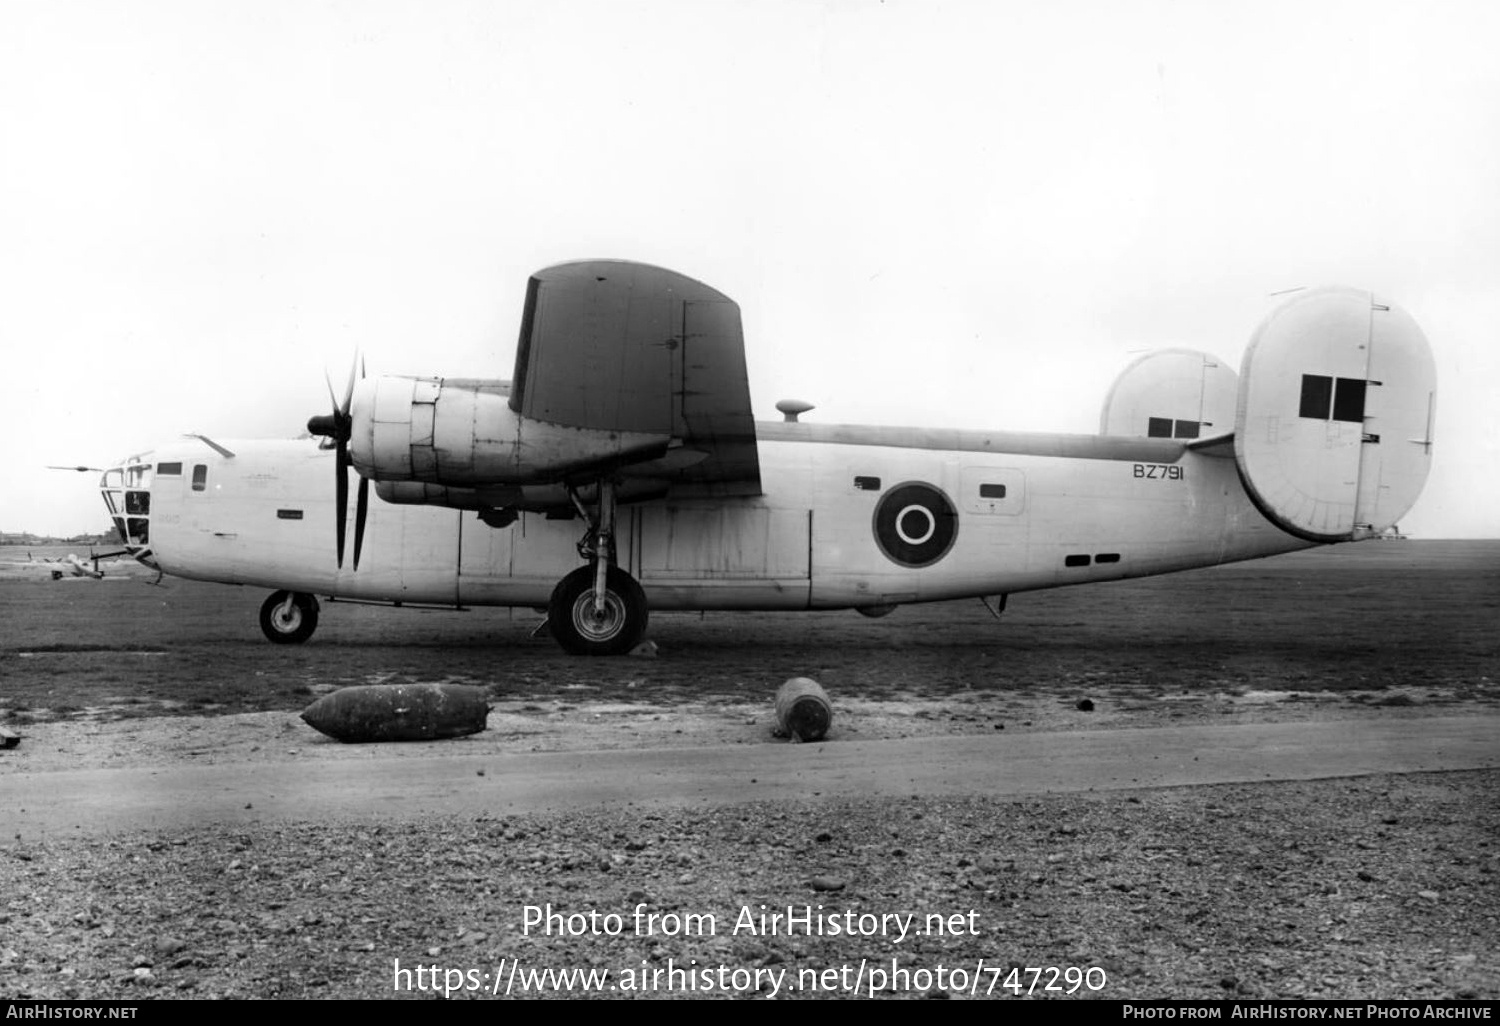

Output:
xmin=0 ymin=540 xmax=1497 ymax=1000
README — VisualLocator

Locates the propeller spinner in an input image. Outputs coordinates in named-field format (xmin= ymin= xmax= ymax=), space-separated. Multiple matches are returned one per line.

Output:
xmin=306 ymin=358 xmax=369 ymax=570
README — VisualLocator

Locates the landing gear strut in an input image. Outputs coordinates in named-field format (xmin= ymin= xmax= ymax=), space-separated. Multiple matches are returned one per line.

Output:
xmin=260 ymin=590 xmax=320 ymax=644
xmin=549 ymin=481 xmax=649 ymax=655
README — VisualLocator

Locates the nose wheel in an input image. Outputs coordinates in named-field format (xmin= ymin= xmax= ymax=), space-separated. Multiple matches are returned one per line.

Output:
xmin=259 ymin=590 xmax=320 ymax=644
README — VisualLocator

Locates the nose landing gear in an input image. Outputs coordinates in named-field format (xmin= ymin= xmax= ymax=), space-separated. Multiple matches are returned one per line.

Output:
xmin=260 ymin=590 xmax=320 ymax=644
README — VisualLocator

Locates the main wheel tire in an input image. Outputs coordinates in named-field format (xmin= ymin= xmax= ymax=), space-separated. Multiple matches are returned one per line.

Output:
xmin=259 ymin=590 xmax=320 ymax=645
xmin=548 ymin=566 xmax=648 ymax=656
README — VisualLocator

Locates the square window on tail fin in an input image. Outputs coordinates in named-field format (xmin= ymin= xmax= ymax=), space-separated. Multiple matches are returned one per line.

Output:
xmin=1299 ymin=375 xmax=1333 ymax=419
xmin=1333 ymin=378 xmax=1367 ymax=423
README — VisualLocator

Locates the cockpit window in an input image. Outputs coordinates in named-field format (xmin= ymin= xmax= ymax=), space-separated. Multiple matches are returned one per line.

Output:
xmin=192 ymin=465 xmax=208 ymax=492
xmin=125 ymin=491 xmax=150 ymax=515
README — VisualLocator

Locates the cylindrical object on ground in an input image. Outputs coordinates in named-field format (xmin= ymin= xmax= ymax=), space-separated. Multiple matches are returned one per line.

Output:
xmin=775 ymin=677 xmax=832 ymax=742
xmin=301 ymin=683 xmax=490 ymax=743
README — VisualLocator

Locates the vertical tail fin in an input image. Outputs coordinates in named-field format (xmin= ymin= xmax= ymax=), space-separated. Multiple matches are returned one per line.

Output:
xmin=1234 ymin=287 xmax=1435 ymax=541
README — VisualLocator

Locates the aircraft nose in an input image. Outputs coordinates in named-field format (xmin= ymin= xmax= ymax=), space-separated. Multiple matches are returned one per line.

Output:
xmin=98 ymin=456 xmax=158 ymax=568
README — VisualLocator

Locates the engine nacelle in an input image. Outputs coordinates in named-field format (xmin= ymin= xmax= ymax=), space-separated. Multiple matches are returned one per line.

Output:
xmin=349 ymin=375 xmax=672 ymax=487
xmin=374 ymin=477 xmax=670 ymax=515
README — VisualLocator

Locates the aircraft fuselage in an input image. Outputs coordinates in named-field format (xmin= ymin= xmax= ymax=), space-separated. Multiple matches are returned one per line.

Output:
xmin=104 ymin=421 xmax=1310 ymax=617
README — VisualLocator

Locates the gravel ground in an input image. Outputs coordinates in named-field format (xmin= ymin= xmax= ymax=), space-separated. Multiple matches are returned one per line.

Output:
xmin=1 ymin=718 xmax=1495 ymax=1000
xmin=2 ymin=544 xmax=1495 ymax=1000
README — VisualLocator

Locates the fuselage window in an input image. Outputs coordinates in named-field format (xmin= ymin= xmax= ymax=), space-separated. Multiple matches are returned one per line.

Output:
xmin=979 ymin=483 xmax=1007 ymax=499
xmin=1064 ymin=554 xmax=1091 ymax=567
xmin=854 ymin=476 xmax=881 ymax=491
xmin=157 ymin=462 xmax=182 ymax=476
xmin=192 ymin=465 xmax=208 ymax=492
xmin=1173 ymin=420 xmax=1200 ymax=439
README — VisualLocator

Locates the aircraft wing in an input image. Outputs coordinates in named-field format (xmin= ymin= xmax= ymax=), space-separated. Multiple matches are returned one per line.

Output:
xmin=509 ymin=261 xmax=762 ymax=496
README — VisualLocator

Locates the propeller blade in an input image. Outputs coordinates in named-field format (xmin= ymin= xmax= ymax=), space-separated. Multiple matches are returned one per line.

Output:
xmin=335 ymin=443 xmax=349 ymax=569
xmin=340 ymin=352 xmax=358 ymax=415
xmin=353 ymin=475 xmax=369 ymax=570
xmin=312 ymin=350 xmax=365 ymax=570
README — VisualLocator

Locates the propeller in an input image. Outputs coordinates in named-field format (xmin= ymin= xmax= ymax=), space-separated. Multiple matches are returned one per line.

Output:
xmin=306 ymin=355 xmax=369 ymax=570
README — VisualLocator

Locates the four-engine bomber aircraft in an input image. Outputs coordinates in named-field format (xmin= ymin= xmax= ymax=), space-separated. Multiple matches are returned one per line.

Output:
xmin=96 ymin=262 xmax=1436 ymax=654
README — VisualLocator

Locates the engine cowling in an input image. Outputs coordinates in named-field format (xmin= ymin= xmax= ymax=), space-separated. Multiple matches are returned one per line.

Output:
xmin=348 ymin=375 xmax=672 ymax=487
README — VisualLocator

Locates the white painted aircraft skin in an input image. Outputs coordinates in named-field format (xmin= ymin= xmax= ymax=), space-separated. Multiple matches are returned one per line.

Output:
xmin=101 ymin=425 xmax=1311 ymax=616
xmin=92 ymin=279 xmax=1434 ymax=651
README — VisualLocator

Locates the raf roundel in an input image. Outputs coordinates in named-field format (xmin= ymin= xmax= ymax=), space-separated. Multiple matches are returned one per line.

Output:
xmin=873 ymin=482 xmax=959 ymax=568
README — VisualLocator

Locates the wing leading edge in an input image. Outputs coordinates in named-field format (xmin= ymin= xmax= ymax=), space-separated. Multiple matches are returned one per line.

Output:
xmin=510 ymin=261 xmax=761 ymax=497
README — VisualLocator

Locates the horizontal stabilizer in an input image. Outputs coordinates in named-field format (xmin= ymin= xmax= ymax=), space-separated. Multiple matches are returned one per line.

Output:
xmin=1184 ymin=431 xmax=1235 ymax=458
xmin=1234 ymin=287 xmax=1435 ymax=542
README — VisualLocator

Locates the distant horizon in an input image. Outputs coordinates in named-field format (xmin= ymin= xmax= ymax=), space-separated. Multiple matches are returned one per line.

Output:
xmin=5 ymin=2 xmax=1497 ymax=539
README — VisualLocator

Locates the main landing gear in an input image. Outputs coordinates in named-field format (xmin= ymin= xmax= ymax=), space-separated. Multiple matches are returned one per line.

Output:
xmin=260 ymin=590 xmax=320 ymax=644
xmin=548 ymin=480 xmax=649 ymax=656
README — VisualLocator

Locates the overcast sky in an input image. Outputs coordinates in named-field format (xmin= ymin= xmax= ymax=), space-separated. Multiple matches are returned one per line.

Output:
xmin=3 ymin=0 xmax=1496 ymax=539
